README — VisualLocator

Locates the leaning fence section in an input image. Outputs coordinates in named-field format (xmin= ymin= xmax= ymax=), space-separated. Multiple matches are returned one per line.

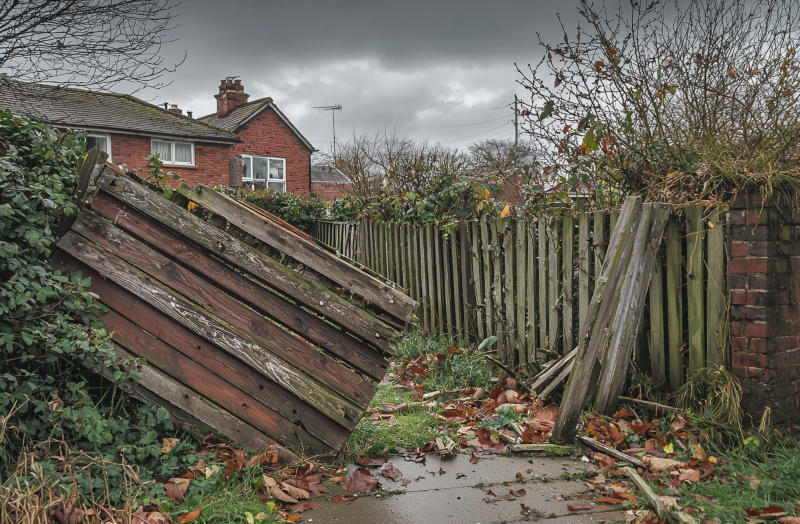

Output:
xmin=312 ymin=209 xmax=729 ymax=392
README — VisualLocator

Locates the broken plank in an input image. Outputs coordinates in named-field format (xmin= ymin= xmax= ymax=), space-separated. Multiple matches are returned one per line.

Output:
xmin=538 ymin=360 xmax=574 ymax=400
xmin=579 ymin=437 xmax=644 ymax=467
xmin=89 ymin=192 xmax=387 ymax=381
xmin=57 ymin=231 xmax=364 ymax=429
xmin=509 ymin=444 xmax=573 ymax=455
xmin=95 ymin=169 xmax=398 ymax=354
xmin=529 ymin=347 xmax=577 ymax=391
xmin=70 ymin=213 xmax=375 ymax=409
xmin=180 ymin=184 xmax=416 ymax=323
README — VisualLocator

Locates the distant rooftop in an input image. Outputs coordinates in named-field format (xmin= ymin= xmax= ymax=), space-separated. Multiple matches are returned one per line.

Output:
xmin=311 ymin=165 xmax=351 ymax=184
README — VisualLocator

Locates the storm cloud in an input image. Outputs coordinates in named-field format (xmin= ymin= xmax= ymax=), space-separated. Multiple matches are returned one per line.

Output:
xmin=141 ymin=0 xmax=577 ymax=155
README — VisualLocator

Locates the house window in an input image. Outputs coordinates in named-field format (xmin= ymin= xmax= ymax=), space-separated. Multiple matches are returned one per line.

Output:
xmin=151 ymin=139 xmax=194 ymax=165
xmin=85 ymin=133 xmax=112 ymax=161
xmin=241 ymin=155 xmax=286 ymax=191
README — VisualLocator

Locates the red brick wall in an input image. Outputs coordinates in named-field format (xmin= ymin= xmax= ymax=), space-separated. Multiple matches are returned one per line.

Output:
xmin=110 ymin=133 xmax=232 ymax=187
xmin=232 ymin=107 xmax=312 ymax=197
xmin=311 ymin=182 xmax=353 ymax=201
xmin=729 ymin=191 xmax=800 ymax=424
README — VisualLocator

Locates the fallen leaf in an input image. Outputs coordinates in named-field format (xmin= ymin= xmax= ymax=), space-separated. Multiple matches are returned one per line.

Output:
xmin=509 ymin=489 xmax=527 ymax=497
xmin=287 ymin=502 xmax=320 ymax=513
xmin=568 ymin=501 xmax=593 ymax=511
xmin=332 ymin=494 xmax=360 ymax=505
xmin=659 ymin=496 xmax=678 ymax=508
xmin=161 ymin=438 xmax=180 ymax=454
xmin=343 ymin=468 xmax=379 ymax=493
xmin=269 ymin=486 xmax=298 ymax=504
xmin=165 ymin=478 xmax=190 ymax=503
xmin=381 ymin=462 xmax=403 ymax=481
xmin=281 ymin=482 xmax=309 ymax=500
xmin=354 ymin=456 xmax=388 ymax=467
xmin=778 ymin=518 xmax=800 ymax=524
xmin=678 ymin=468 xmax=700 ymax=484
xmin=596 ymin=497 xmax=624 ymax=505
xmin=178 ymin=508 xmax=201 ymax=524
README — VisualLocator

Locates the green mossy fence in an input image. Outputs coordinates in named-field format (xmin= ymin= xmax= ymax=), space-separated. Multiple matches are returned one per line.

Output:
xmin=312 ymin=208 xmax=729 ymax=393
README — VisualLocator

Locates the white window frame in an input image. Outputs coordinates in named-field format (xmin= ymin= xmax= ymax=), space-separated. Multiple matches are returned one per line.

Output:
xmin=240 ymin=155 xmax=287 ymax=192
xmin=151 ymin=138 xmax=195 ymax=166
xmin=85 ymin=133 xmax=112 ymax=162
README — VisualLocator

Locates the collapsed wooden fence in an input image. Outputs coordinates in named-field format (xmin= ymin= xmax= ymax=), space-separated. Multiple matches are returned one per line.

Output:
xmin=53 ymin=152 xmax=416 ymax=456
xmin=312 ymin=206 xmax=729 ymax=392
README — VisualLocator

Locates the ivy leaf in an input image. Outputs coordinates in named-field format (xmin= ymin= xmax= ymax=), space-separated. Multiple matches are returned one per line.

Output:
xmin=539 ymin=101 xmax=555 ymax=121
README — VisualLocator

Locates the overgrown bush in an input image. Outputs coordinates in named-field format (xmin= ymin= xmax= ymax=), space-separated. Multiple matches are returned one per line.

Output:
xmin=0 ymin=111 xmax=180 ymax=504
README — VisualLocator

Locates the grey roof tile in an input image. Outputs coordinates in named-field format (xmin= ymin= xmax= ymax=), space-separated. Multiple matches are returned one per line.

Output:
xmin=0 ymin=82 xmax=240 ymax=141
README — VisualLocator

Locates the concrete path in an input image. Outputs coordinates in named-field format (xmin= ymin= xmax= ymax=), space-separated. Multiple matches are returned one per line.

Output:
xmin=305 ymin=454 xmax=627 ymax=524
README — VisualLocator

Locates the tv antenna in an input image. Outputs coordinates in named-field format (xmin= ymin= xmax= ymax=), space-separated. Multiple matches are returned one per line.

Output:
xmin=314 ymin=104 xmax=343 ymax=162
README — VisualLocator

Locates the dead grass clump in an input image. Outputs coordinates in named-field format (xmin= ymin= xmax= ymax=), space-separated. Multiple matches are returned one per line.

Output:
xmin=677 ymin=365 xmax=743 ymax=429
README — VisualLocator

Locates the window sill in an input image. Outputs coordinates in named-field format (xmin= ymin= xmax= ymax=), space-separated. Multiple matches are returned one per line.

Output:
xmin=162 ymin=163 xmax=198 ymax=169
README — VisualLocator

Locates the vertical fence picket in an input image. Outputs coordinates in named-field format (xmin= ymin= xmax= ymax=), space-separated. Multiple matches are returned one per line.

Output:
xmin=443 ymin=230 xmax=454 ymax=341
xmin=666 ymin=216 xmax=685 ymax=391
xmin=434 ymin=226 xmax=445 ymax=334
xmin=562 ymin=214 xmax=574 ymax=353
xmin=426 ymin=223 xmax=437 ymax=330
xmin=417 ymin=224 xmax=428 ymax=328
xmin=480 ymin=215 xmax=493 ymax=341
xmin=515 ymin=218 xmax=527 ymax=366
xmin=525 ymin=219 xmax=536 ymax=364
xmin=649 ymin=246 xmax=666 ymax=390
xmin=578 ymin=212 xmax=591 ymax=331
xmin=450 ymin=227 xmax=463 ymax=342
xmin=492 ymin=216 xmax=505 ymax=358
xmin=471 ymin=220 xmax=485 ymax=340
xmin=593 ymin=211 xmax=607 ymax=292
xmin=538 ymin=218 xmax=548 ymax=356
xmin=685 ymin=205 xmax=706 ymax=374
xmin=706 ymin=209 xmax=725 ymax=366
xmin=412 ymin=224 xmax=422 ymax=314
xmin=547 ymin=216 xmax=561 ymax=355
xmin=503 ymin=218 xmax=516 ymax=359
xmin=609 ymin=208 xmax=620 ymax=235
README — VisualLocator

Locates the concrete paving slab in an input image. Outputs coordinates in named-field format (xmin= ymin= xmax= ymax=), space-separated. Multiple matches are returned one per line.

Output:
xmin=302 ymin=456 xmax=615 ymax=524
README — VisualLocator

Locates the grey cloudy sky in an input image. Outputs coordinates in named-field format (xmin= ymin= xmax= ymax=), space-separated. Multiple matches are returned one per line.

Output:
xmin=141 ymin=0 xmax=576 ymax=156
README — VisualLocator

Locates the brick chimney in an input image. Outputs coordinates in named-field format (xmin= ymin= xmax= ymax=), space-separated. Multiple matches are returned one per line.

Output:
xmin=168 ymin=104 xmax=183 ymax=115
xmin=215 ymin=79 xmax=249 ymax=118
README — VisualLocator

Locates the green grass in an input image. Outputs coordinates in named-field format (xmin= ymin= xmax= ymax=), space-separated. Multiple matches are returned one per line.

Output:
xmin=651 ymin=430 xmax=800 ymax=523
xmin=340 ymin=332 xmax=492 ymax=459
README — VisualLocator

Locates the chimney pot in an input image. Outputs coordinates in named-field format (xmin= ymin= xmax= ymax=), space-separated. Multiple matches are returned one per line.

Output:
xmin=215 ymin=79 xmax=249 ymax=118
xmin=187 ymin=111 xmax=193 ymax=119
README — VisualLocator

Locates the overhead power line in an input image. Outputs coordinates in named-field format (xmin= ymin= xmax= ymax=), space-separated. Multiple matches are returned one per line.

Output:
xmin=441 ymin=122 xmax=513 ymax=144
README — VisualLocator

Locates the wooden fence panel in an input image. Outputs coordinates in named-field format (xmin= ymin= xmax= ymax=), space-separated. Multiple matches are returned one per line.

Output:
xmin=525 ymin=219 xmax=537 ymax=362
xmin=685 ymin=204 xmax=706 ymax=374
xmin=562 ymin=214 xmax=574 ymax=354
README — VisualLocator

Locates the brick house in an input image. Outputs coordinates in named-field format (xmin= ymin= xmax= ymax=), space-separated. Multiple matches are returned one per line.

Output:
xmin=311 ymin=165 xmax=353 ymax=201
xmin=0 ymin=80 xmax=315 ymax=195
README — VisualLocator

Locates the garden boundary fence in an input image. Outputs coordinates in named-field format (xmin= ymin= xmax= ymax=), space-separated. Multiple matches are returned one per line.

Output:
xmin=312 ymin=208 xmax=729 ymax=393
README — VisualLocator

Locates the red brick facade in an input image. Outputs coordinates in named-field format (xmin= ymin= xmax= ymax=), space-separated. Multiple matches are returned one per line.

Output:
xmin=729 ymin=191 xmax=800 ymax=424
xmin=232 ymin=108 xmax=312 ymax=197
xmin=109 ymin=133 xmax=232 ymax=187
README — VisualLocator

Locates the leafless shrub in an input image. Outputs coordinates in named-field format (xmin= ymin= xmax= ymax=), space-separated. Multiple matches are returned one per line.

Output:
xmin=467 ymin=138 xmax=537 ymax=173
xmin=518 ymin=0 xmax=800 ymax=205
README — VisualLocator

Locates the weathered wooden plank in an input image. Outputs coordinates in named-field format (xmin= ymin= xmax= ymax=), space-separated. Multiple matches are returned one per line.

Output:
xmin=89 ymin=192 xmax=388 ymax=381
xmin=71 ymin=212 xmax=375 ymax=409
xmin=96 ymin=170 xmax=398 ymax=353
xmin=106 ymin=344 xmax=279 ymax=454
xmin=178 ymin=185 xmax=415 ymax=323
xmin=685 ymin=204 xmax=706 ymax=374
xmin=58 ymin=231 xmax=364 ymax=429
xmin=443 ymin=230 xmax=454 ymax=340
xmin=515 ymin=218 xmax=527 ymax=366
xmin=504 ymin=218 xmax=516 ymax=359
xmin=426 ymin=223 xmax=437 ymax=330
xmin=470 ymin=220 xmax=485 ymax=340
xmin=493 ymin=216 xmax=505 ymax=358
xmin=665 ymin=216 xmax=684 ymax=391
xmin=706 ymin=209 xmax=725 ymax=366
xmin=562 ymin=214 xmax=574 ymax=356
xmin=538 ymin=218 xmax=548 ymax=354
xmin=525 ymin=218 xmax=536 ymax=365
xmin=547 ymin=216 xmax=561 ymax=355
xmin=593 ymin=210 xmax=607 ymax=293
xmin=480 ymin=215 xmax=493 ymax=340
xmin=649 ymin=247 xmax=666 ymax=390
xmin=578 ymin=212 xmax=591 ymax=331
xmin=552 ymin=197 xmax=643 ymax=440
xmin=434 ymin=224 xmax=445 ymax=334
xmin=529 ymin=348 xmax=577 ymax=392
xmin=386 ymin=222 xmax=395 ymax=283
xmin=609 ymin=208 xmax=620 ymax=234
xmin=418 ymin=224 xmax=428 ymax=328
xmin=357 ymin=218 xmax=366 ymax=265
xmin=400 ymin=224 xmax=408 ymax=291
xmin=594 ymin=204 xmax=670 ymax=414
xmin=103 ymin=309 xmax=333 ymax=452
xmin=539 ymin=362 xmax=574 ymax=400
xmin=57 ymin=148 xmax=108 ymax=238
xmin=451 ymin=226 xmax=463 ymax=342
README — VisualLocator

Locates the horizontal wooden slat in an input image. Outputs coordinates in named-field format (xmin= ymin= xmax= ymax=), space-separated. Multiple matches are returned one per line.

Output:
xmin=54 ymin=251 xmax=349 ymax=449
xmin=88 ymin=343 xmax=279 ymax=454
xmin=71 ymin=212 xmax=374 ymax=409
xmin=89 ymin=191 xmax=388 ymax=381
xmin=95 ymin=167 xmax=398 ymax=353
xmin=179 ymin=184 xmax=416 ymax=323
xmin=104 ymin=308 xmax=332 ymax=453
xmin=57 ymin=230 xmax=363 ymax=429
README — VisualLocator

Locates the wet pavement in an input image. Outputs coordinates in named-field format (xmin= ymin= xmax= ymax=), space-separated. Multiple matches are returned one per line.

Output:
xmin=305 ymin=454 xmax=627 ymax=524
